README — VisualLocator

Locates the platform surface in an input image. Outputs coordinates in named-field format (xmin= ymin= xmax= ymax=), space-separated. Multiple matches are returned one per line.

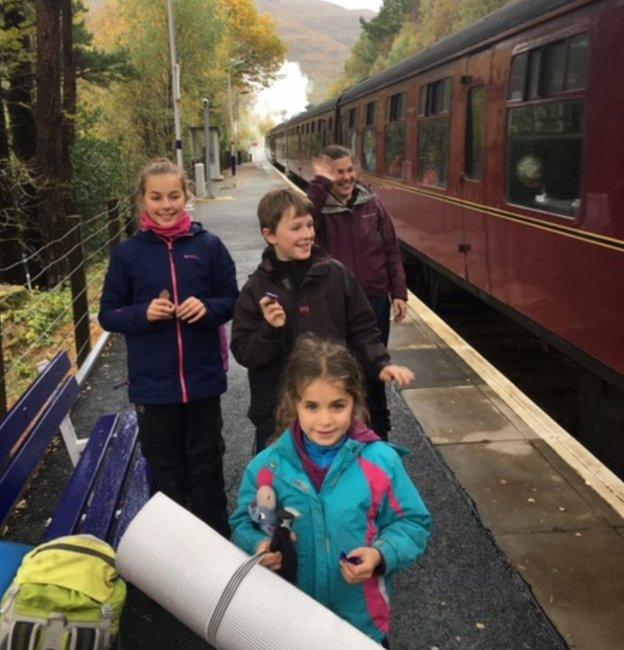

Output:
xmin=9 ymin=162 xmax=623 ymax=649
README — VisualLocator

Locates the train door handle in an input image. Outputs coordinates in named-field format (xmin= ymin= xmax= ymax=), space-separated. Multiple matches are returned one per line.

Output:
xmin=458 ymin=243 xmax=471 ymax=254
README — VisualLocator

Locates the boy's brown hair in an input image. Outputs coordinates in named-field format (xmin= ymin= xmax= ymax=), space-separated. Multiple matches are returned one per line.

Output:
xmin=257 ymin=188 xmax=314 ymax=233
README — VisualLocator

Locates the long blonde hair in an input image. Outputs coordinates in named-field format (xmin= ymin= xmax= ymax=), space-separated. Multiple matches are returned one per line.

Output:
xmin=274 ymin=335 xmax=369 ymax=439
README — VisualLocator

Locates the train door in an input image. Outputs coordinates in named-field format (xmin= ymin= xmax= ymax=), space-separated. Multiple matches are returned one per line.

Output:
xmin=459 ymin=50 xmax=491 ymax=291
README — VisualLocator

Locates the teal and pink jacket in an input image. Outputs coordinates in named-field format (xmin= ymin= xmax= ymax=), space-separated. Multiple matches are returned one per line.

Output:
xmin=230 ymin=421 xmax=431 ymax=642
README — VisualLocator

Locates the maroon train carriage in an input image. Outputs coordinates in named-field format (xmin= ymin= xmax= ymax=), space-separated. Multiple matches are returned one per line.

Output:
xmin=267 ymin=0 xmax=624 ymax=471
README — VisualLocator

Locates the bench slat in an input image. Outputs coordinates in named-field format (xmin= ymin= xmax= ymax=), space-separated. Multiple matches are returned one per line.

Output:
xmin=111 ymin=445 xmax=151 ymax=549
xmin=44 ymin=413 xmax=119 ymax=541
xmin=80 ymin=412 xmax=139 ymax=542
xmin=0 ymin=374 xmax=80 ymax=526
xmin=0 ymin=352 xmax=70 ymax=463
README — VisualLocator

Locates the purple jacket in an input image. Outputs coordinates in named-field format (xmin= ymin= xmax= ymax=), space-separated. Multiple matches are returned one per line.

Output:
xmin=307 ymin=176 xmax=407 ymax=300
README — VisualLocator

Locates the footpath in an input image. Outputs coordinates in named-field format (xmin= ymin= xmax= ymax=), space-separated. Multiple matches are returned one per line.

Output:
xmin=7 ymin=163 xmax=573 ymax=649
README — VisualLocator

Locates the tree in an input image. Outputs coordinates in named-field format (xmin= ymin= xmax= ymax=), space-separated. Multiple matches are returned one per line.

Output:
xmin=35 ymin=0 xmax=66 ymax=284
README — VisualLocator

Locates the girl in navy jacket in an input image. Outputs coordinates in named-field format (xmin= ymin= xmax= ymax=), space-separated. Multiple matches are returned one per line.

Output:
xmin=99 ymin=158 xmax=238 ymax=537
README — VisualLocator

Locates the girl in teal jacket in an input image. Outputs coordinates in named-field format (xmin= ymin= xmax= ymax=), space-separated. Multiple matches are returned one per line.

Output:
xmin=230 ymin=336 xmax=430 ymax=645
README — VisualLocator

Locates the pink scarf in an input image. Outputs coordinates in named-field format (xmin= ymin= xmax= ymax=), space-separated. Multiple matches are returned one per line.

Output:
xmin=140 ymin=211 xmax=192 ymax=239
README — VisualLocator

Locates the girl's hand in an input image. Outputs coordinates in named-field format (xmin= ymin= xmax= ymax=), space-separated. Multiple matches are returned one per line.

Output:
xmin=312 ymin=155 xmax=338 ymax=182
xmin=147 ymin=298 xmax=175 ymax=322
xmin=259 ymin=295 xmax=286 ymax=328
xmin=340 ymin=547 xmax=382 ymax=584
xmin=177 ymin=296 xmax=207 ymax=323
xmin=256 ymin=539 xmax=282 ymax=571
xmin=392 ymin=298 xmax=407 ymax=323
xmin=379 ymin=364 xmax=414 ymax=387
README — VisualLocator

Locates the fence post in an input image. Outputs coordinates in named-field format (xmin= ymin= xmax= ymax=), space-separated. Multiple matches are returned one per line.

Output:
xmin=0 ymin=316 xmax=7 ymax=418
xmin=67 ymin=214 xmax=91 ymax=367
xmin=107 ymin=198 xmax=121 ymax=251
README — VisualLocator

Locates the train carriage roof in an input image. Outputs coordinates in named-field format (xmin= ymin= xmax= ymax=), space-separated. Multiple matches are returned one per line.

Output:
xmin=275 ymin=0 xmax=581 ymax=130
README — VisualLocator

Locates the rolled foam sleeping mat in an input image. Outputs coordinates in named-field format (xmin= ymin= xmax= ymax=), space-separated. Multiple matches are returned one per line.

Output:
xmin=116 ymin=493 xmax=380 ymax=649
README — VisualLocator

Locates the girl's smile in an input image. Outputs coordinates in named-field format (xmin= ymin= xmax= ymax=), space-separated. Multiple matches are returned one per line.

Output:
xmin=142 ymin=173 xmax=186 ymax=227
xmin=296 ymin=378 xmax=354 ymax=447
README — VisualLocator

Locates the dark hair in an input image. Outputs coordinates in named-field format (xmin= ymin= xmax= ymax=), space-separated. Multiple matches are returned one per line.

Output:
xmin=321 ymin=145 xmax=358 ymax=164
xmin=274 ymin=335 xmax=369 ymax=438
xmin=257 ymin=188 xmax=315 ymax=233
xmin=137 ymin=158 xmax=191 ymax=206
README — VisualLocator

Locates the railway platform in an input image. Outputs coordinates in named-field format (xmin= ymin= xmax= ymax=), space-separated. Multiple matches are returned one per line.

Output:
xmin=7 ymin=162 xmax=622 ymax=649
xmin=191 ymin=162 xmax=624 ymax=650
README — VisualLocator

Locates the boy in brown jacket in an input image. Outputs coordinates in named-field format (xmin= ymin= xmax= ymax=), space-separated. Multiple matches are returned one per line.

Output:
xmin=230 ymin=188 xmax=413 ymax=452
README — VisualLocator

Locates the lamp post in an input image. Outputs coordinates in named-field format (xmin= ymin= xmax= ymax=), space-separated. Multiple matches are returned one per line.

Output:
xmin=227 ymin=59 xmax=243 ymax=176
xmin=203 ymin=98 xmax=213 ymax=198
xmin=167 ymin=0 xmax=183 ymax=167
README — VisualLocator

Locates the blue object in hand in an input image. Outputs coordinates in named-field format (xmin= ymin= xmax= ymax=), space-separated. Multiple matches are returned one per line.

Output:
xmin=265 ymin=291 xmax=279 ymax=303
xmin=340 ymin=551 xmax=362 ymax=565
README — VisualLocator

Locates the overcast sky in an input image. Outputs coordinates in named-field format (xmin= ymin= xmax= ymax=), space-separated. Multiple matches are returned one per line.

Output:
xmin=325 ymin=0 xmax=382 ymax=11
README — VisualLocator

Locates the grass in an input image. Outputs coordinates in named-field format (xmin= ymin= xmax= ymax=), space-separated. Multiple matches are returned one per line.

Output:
xmin=0 ymin=256 xmax=109 ymax=408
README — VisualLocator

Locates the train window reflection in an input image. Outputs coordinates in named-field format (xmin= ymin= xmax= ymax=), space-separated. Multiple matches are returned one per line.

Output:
xmin=418 ymin=117 xmax=449 ymax=187
xmin=507 ymin=100 xmax=582 ymax=217
xmin=508 ymin=52 xmax=527 ymax=100
xmin=385 ymin=122 xmax=405 ymax=178
xmin=363 ymin=102 xmax=377 ymax=172
xmin=542 ymin=40 xmax=566 ymax=96
xmin=509 ymin=33 xmax=589 ymax=101
xmin=385 ymin=93 xmax=405 ymax=178
xmin=465 ymin=87 xmax=485 ymax=180
xmin=566 ymin=34 xmax=589 ymax=90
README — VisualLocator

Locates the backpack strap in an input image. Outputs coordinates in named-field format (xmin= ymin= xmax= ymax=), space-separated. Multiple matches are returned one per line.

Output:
xmin=31 ymin=543 xmax=115 ymax=568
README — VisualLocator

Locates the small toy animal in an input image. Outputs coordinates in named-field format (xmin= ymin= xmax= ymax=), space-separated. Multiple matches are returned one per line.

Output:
xmin=248 ymin=470 xmax=299 ymax=584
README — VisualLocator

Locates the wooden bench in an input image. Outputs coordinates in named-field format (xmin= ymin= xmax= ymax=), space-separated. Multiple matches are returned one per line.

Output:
xmin=0 ymin=350 xmax=150 ymax=550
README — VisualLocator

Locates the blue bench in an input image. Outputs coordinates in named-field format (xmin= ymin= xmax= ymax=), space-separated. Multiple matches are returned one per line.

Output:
xmin=0 ymin=350 xmax=150 ymax=554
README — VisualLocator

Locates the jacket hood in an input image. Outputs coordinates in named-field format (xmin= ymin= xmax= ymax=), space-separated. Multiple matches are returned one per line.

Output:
xmin=322 ymin=183 xmax=375 ymax=214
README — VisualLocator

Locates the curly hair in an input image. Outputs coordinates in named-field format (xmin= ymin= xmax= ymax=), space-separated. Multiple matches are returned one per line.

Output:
xmin=273 ymin=335 xmax=369 ymax=440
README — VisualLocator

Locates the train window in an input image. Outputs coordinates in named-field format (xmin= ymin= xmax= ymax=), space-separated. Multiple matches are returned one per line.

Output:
xmin=388 ymin=93 xmax=405 ymax=121
xmin=465 ymin=86 xmax=485 ymax=180
xmin=509 ymin=33 xmax=590 ymax=101
xmin=507 ymin=100 xmax=583 ymax=217
xmin=566 ymin=34 xmax=589 ymax=90
xmin=365 ymin=102 xmax=376 ymax=126
xmin=508 ymin=52 xmax=528 ymax=101
xmin=362 ymin=102 xmax=377 ymax=172
xmin=342 ymin=108 xmax=357 ymax=153
xmin=385 ymin=92 xmax=405 ymax=177
xmin=527 ymin=49 xmax=542 ymax=100
xmin=542 ymin=40 xmax=567 ymax=96
xmin=420 ymin=78 xmax=451 ymax=116
xmin=418 ymin=118 xmax=448 ymax=187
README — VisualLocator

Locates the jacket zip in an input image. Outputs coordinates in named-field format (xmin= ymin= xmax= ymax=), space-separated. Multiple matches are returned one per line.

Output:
xmin=166 ymin=239 xmax=189 ymax=403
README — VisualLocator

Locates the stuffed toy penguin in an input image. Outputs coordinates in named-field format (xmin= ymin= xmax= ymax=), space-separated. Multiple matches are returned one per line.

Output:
xmin=248 ymin=468 xmax=299 ymax=584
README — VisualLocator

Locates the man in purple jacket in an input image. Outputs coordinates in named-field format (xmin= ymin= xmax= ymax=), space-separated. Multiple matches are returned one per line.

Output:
xmin=307 ymin=145 xmax=408 ymax=440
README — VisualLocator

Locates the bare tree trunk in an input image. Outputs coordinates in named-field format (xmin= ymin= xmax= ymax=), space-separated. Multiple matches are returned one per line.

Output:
xmin=35 ymin=0 xmax=66 ymax=286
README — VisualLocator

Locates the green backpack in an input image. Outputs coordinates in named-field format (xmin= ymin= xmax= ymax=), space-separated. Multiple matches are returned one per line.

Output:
xmin=0 ymin=535 xmax=126 ymax=650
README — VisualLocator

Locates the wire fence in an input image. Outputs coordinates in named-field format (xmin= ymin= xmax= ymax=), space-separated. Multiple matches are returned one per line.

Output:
xmin=0 ymin=198 xmax=137 ymax=415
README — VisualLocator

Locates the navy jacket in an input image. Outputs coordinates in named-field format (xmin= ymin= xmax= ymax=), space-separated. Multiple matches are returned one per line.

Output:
xmin=99 ymin=222 xmax=239 ymax=404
